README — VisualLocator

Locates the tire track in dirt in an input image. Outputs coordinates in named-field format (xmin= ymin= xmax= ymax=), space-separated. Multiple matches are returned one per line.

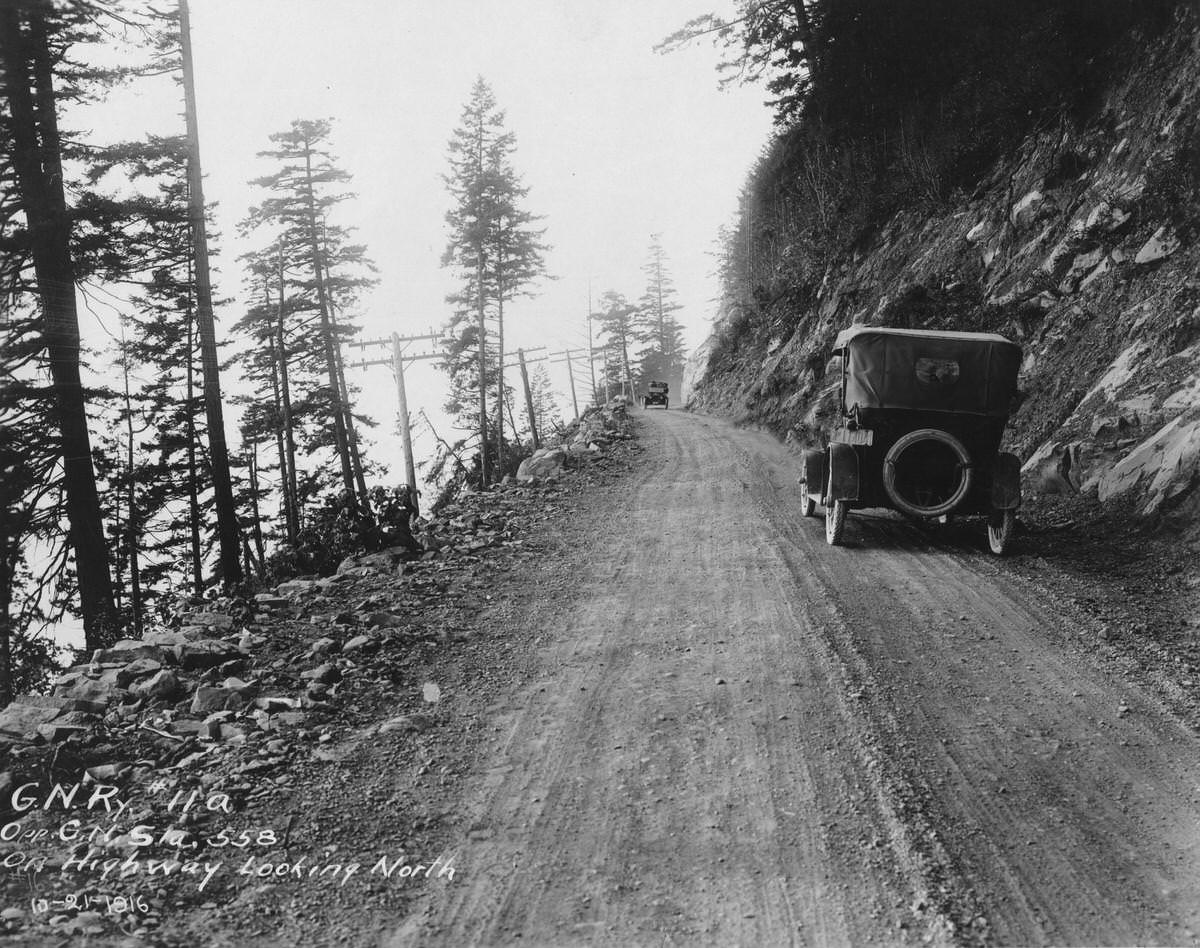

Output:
xmin=390 ymin=409 xmax=1200 ymax=947
xmin=719 ymin=412 xmax=1200 ymax=947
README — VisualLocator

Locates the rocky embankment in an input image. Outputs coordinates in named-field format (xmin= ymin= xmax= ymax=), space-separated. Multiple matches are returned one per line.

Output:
xmin=691 ymin=15 xmax=1200 ymax=539
xmin=0 ymin=406 xmax=634 ymax=945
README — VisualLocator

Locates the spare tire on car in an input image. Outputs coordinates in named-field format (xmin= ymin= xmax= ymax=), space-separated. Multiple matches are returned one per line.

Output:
xmin=882 ymin=428 xmax=974 ymax=518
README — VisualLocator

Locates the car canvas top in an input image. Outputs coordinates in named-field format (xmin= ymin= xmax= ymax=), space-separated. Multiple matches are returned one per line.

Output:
xmin=832 ymin=325 xmax=1020 ymax=351
xmin=834 ymin=326 xmax=1021 ymax=417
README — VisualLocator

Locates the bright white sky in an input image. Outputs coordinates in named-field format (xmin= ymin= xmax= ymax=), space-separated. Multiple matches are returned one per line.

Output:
xmin=83 ymin=0 xmax=773 ymax=487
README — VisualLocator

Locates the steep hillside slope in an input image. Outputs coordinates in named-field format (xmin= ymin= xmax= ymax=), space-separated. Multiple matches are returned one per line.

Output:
xmin=692 ymin=16 xmax=1200 ymax=535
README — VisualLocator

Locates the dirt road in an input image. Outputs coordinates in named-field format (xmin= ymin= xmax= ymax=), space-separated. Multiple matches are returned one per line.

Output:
xmin=390 ymin=409 xmax=1200 ymax=947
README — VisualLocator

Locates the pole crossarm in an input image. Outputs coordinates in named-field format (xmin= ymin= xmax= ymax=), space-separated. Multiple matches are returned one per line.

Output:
xmin=352 ymin=331 xmax=441 ymax=350
xmin=344 ymin=331 xmax=442 ymax=514
xmin=502 ymin=345 xmax=549 ymax=371
xmin=347 ymin=352 xmax=441 ymax=369
xmin=396 ymin=351 xmax=442 ymax=363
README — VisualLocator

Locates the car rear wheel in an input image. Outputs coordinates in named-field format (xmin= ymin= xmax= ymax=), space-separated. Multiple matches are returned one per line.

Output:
xmin=825 ymin=498 xmax=847 ymax=545
xmin=798 ymin=477 xmax=816 ymax=517
xmin=987 ymin=509 xmax=1015 ymax=555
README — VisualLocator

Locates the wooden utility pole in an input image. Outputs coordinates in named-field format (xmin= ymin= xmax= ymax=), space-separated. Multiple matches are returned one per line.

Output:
xmin=349 ymin=331 xmax=440 ymax=515
xmin=550 ymin=348 xmax=597 ymax=421
xmin=180 ymin=0 xmax=242 ymax=586
xmin=563 ymin=349 xmax=579 ymax=418
xmin=586 ymin=283 xmax=597 ymax=405
xmin=517 ymin=348 xmax=540 ymax=450
xmin=551 ymin=347 xmax=603 ymax=415
xmin=390 ymin=333 xmax=417 ymax=500
xmin=620 ymin=336 xmax=634 ymax=403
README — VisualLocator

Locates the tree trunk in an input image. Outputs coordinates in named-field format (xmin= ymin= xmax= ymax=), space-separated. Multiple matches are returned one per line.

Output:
xmin=300 ymin=140 xmax=356 ymax=502
xmin=328 ymin=304 xmax=370 ymax=506
xmin=476 ymin=252 xmax=489 ymax=488
xmin=247 ymin=440 xmax=266 ymax=571
xmin=184 ymin=293 xmax=204 ymax=594
xmin=273 ymin=252 xmax=300 ymax=542
xmin=474 ymin=110 xmax=489 ymax=488
xmin=495 ymin=265 xmax=505 ymax=474
xmin=316 ymin=231 xmax=371 ymax=506
xmin=0 ymin=565 xmax=14 ymax=708
xmin=620 ymin=331 xmax=634 ymax=401
xmin=266 ymin=335 xmax=292 ymax=540
xmin=121 ymin=341 xmax=144 ymax=638
xmin=180 ymin=0 xmax=243 ymax=587
xmin=0 ymin=8 xmax=115 ymax=649
xmin=791 ymin=0 xmax=820 ymax=70
xmin=273 ymin=252 xmax=302 ymax=542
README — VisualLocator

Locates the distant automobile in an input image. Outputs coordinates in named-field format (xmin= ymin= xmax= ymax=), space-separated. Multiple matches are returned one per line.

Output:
xmin=643 ymin=380 xmax=669 ymax=410
xmin=797 ymin=326 xmax=1023 ymax=554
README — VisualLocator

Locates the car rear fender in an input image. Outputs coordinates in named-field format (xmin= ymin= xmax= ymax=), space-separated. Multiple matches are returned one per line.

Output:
xmin=991 ymin=451 xmax=1022 ymax=509
xmin=827 ymin=443 xmax=860 ymax=502
xmin=800 ymin=449 xmax=826 ymax=497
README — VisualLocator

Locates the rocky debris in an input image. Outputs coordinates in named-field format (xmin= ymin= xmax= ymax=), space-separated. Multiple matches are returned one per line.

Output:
xmin=189 ymin=684 xmax=246 ymax=715
xmin=1010 ymin=189 xmax=1055 ymax=229
xmin=129 ymin=669 xmax=181 ymax=702
xmin=301 ymin=663 xmax=342 ymax=685
xmin=0 ymin=407 xmax=641 ymax=942
xmin=378 ymin=712 xmax=434 ymax=734
xmin=516 ymin=446 xmax=568 ymax=483
xmin=0 ymin=403 xmax=634 ymax=763
xmin=1133 ymin=226 xmax=1179 ymax=265
xmin=343 ymin=634 xmax=374 ymax=654
xmin=1098 ymin=412 xmax=1200 ymax=514
xmin=337 ymin=544 xmax=419 ymax=576
xmin=0 ymin=697 xmax=87 ymax=746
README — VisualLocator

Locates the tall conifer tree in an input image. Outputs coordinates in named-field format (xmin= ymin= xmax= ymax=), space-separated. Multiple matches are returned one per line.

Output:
xmin=635 ymin=234 xmax=687 ymax=387
xmin=440 ymin=78 xmax=548 ymax=488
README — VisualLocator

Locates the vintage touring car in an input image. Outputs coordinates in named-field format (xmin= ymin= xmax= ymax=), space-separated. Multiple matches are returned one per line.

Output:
xmin=798 ymin=326 xmax=1023 ymax=554
xmin=643 ymin=380 xmax=669 ymax=410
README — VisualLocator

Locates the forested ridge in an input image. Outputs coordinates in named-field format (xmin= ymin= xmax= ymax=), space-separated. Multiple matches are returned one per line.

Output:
xmin=686 ymin=0 xmax=1199 ymax=539
xmin=0 ymin=3 xmax=690 ymax=708
xmin=665 ymin=0 xmax=1184 ymax=306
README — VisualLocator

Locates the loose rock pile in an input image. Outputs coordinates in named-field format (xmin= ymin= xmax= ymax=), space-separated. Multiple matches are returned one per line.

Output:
xmin=0 ymin=405 xmax=634 ymax=761
xmin=512 ymin=405 xmax=633 ymax=484
xmin=0 ymin=403 xmax=636 ymax=941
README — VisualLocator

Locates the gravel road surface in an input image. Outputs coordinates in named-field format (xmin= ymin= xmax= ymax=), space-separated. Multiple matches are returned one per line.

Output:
xmin=390 ymin=408 xmax=1200 ymax=947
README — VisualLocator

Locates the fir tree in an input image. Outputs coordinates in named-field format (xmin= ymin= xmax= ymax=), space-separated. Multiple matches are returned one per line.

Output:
xmin=635 ymin=234 xmax=688 ymax=387
xmin=594 ymin=291 xmax=638 ymax=400
xmin=245 ymin=119 xmax=375 ymax=512
xmin=440 ymin=77 xmax=548 ymax=489
xmin=0 ymin=2 xmax=118 ymax=649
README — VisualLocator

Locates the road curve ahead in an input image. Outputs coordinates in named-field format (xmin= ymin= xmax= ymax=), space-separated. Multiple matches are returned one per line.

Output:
xmin=391 ymin=408 xmax=1200 ymax=947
